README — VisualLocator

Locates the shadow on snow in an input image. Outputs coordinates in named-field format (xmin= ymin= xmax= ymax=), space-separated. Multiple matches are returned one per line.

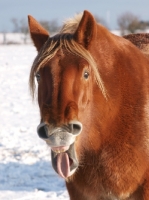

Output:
xmin=0 ymin=160 xmax=66 ymax=192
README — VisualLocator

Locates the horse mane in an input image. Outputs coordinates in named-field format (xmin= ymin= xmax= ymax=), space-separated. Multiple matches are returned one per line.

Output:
xmin=60 ymin=12 xmax=83 ymax=34
xmin=29 ymin=13 xmax=107 ymax=99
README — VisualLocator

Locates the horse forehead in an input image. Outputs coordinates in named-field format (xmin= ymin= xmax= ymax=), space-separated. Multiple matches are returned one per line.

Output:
xmin=48 ymin=50 xmax=88 ymax=72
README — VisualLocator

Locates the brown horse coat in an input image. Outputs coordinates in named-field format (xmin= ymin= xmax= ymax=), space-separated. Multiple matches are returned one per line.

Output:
xmin=28 ymin=10 xmax=149 ymax=200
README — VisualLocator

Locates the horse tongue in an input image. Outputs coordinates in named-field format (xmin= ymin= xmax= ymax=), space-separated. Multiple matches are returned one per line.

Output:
xmin=57 ymin=152 xmax=70 ymax=178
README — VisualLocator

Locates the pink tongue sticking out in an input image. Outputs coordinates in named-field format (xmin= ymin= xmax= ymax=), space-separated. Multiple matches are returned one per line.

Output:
xmin=57 ymin=152 xmax=70 ymax=178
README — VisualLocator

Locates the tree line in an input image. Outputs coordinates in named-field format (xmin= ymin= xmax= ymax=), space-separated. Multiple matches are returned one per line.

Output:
xmin=12 ymin=12 xmax=149 ymax=34
xmin=2 ymin=12 xmax=149 ymax=44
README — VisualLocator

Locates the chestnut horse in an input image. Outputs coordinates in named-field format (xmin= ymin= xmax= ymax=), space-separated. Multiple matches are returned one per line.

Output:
xmin=28 ymin=10 xmax=149 ymax=200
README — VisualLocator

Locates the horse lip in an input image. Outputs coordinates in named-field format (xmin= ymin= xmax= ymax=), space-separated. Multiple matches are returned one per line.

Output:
xmin=51 ymin=143 xmax=78 ymax=177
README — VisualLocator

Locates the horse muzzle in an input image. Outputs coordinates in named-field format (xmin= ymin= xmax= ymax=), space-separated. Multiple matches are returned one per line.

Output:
xmin=37 ymin=121 xmax=82 ymax=178
xmin=37 ymin=121 xmax=82 ymax=145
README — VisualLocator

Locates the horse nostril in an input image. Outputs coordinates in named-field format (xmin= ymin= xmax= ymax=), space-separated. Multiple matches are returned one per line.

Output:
xmin=69 ymin=121 xmax=82 ymax=135
xmin=37 ymin=122 xmax=49 ymax=139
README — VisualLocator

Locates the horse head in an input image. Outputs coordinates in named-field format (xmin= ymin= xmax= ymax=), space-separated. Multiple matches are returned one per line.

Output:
xmin=28 ymin=11 xmax=108 ymax=178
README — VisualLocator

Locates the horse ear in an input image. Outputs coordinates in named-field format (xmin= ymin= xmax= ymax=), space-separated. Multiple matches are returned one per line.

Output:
xmin=124 ymin=33 xmax=149 ymax=58
xmin=28 ymin=15 xmax=49 ymax=51
xmin=73 ymin=10 xmax=97 ymax=48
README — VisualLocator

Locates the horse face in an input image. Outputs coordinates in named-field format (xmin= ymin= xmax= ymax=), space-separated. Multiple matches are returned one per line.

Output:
xmin=28 ymin=12 xmax=102 ymax=179
xmin=36 ymin=50 xmax=92 ymax=178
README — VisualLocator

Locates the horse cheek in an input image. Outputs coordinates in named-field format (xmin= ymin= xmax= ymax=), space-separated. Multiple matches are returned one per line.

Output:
xmin=79 ymin=78 xmax=91 ymax=110
xmin=81 ymin=87 xmax=90 ymax=110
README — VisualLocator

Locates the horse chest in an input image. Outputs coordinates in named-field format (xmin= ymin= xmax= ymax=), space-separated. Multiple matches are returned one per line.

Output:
xmin=69 ymin=164 xmax=141 ymax=200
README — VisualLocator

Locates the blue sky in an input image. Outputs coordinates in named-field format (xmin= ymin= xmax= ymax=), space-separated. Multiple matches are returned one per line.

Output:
xmin=0 ymin=0 xmax=149 ymax=32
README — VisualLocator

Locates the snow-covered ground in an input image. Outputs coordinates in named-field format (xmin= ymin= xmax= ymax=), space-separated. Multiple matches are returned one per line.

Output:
xmin=0 ymin=45 xmax=69 ymax=200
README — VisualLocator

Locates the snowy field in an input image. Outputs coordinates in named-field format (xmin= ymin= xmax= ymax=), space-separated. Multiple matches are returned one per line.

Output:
xmin=0 ymin=45 xmax=69 ymax=200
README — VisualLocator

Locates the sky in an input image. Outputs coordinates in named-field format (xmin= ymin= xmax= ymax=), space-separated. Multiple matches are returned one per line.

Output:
xmin=0 ymin=0 xmax=149 ymax=32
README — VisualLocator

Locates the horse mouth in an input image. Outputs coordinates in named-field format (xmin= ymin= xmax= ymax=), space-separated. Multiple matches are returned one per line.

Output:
xmin=51 ymin=143 xmax=78 ymax=179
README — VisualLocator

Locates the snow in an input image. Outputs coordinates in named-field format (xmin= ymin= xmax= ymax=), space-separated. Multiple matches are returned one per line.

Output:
xmin=0 ymin=33 xmax=32 ymax=45
xmin=0 ymin=45 xmax=69 ymax=200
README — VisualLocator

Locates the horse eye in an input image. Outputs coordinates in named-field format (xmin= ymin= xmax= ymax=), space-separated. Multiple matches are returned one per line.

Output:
xmin=35 ymin=73 xmax=40 ymax=83
xmin=84 ymin=71 xmax=89 ymax=79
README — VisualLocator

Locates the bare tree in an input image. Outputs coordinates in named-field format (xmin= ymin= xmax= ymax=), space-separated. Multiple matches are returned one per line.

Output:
xmin=39 ymin=19 xmax=60 ymax=34
xmin=94 ymin=15 xmax=108 ymax=29
xmin=117 ymin=12 xmax=142 ymax=35
xmin=139 ymin=21 xmax=149 ymax=30
xmin=11 ymin=18 xmax=29 ymax=43
xmin=11 ymin=18 xmax=20 ymax=33
xmin=49 ymin=19 xmax=60 ymax=33
xmin=2 ymin=31 xmax=6 ymax=44
xmin=20 ymin=19 xmax=28 ymax=44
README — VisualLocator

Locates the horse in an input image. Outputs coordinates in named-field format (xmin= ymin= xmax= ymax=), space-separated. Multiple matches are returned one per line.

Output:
xmin=28 ymin=10 xmax=149 ymax=200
